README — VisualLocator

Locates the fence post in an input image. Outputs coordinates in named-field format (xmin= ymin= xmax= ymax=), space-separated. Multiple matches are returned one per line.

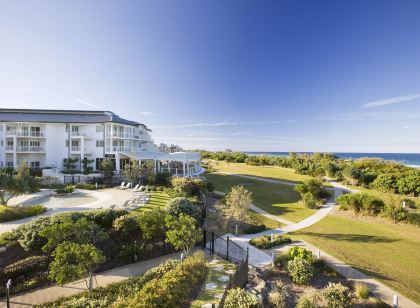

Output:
xmin=226 ymin=236 xmax=229 ymax=260
xmin=211 ymin=232 xmax=215 ymax=254
xmin=203 ymin=230 xmax=206 ymax=249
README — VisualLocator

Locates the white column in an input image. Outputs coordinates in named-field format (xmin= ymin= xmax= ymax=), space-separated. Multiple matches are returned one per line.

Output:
xmin=115 ymin=152 xmax=120 ymax=174
xmin=80 ymin=136 xmax=85 ymax=172
xmin=183 ymin=161 xmax=186 ymax=176
xmin=13 ymin=135 xmax=17 ymax=168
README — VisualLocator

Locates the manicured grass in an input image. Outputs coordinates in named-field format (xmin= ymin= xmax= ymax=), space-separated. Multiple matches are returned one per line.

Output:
xmin=290 ymin=212 xmax=420 ymax=303
xmin=249 ymin=210 xmax=283 ymax=229
xmin=0 ymin=204 xmax=46 ymax=222
xmin=131 ymin=191 xmax=171 ymax=213
xmin=192 ymin=256 xmax=236 ymax=307
xmin=204 ymin=173 xmax=315 ymax=223
xmin=208 ymin=160 xmax=311 ymax=183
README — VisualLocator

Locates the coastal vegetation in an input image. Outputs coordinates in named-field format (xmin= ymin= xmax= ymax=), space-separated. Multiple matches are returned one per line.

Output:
xmin=0 ymin=204 xmax=46 ymax=222
xmin=201 ymin=151 xmax=420 ymax=197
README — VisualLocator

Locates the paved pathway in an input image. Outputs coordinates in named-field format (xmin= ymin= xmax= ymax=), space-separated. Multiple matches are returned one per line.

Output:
xmin=0 ymin=252 xmax=182 ymax=308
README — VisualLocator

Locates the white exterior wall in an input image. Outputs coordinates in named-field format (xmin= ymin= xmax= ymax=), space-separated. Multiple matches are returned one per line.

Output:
xmin=45 ymin=123 xmax=68 ymax=168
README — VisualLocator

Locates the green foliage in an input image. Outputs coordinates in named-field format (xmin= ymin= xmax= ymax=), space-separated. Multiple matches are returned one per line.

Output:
xmin=268 ymin=290 xmax=286 ymax=308
xmin=288 ymin=247 xmax=313 ymax=262
xmin=322 ymin=283 xmax=353 ymax=307
xmin=112 ymin=214 xmax=141 ymax=242
xmin=41 ymin=258 xmax=180 ymax=308
xmin=223 ymin=288 xmax=261 ymax=308
xmin=402 ymin=198 xmax=417 ymax=209
xmin=165 ymin=213 xmax=202 ymax=254
xmin=396 ymin=172 xmax=420 ymax=196
xmin=249 ymin=234 xmax=291 ymax=249
xmin=15 ymin=216 xmax=56 ymax=251
xmin=296 ymin=288 xmax=325 ymax=308
xmin=155 ymin=172 xmax=171 ymax=186
xmin=55 ymin=185 xmax=75 ymax=194
xmin=226 ymin=185 xmax=253 ymax=226
xmin=81 ymin=157 xmax=94 ymax=174
xmin=137 ymin=208 xmax=167 ymax=242
xmin=243 ymin=224 xmax=266 ymax=234
xmin=40 ymin=217 xmax=108 ymax=253
xmin=4 ymin=255 xmax=49 ymax=278
xmin=287 ymin=258 xmax=314 ymax=285
xmin=0 ymin=231 xmax=18 ymax=248
xmin=75 ymin=182 xmax=106 ymax=190
xmin=274 ymin=253 xmax=289 ymax=269
xmin=372 ymin=174 xmax=398 ymax=193
xmin=295 ymin=178 xmax=327 ymax=208
xmin=122 ymin=158 xmax=143 ymax=184
xmin=0 ymin=204 xmax=45 ymax=222
xmin=336 ymin=193 xmax=385 ymax=215
xmin=117 ymin=251 xmax=207 ymax=308
xmin=49 ymin=242 xmax=105 ymax=286
xmin=84 ymin=208 xmax=128 ymax=229
xmin=167 ymin=197 xmax=200 ymax=218
xmin=63 ymin=157 xmax=79 ymax=171
xmin=170 ymin=176 xmax=207 ymax=198
xmin=143 ymin=160 xmax=156 ymax=184
xmin=99 ymin=159 xmax=114 ymax=182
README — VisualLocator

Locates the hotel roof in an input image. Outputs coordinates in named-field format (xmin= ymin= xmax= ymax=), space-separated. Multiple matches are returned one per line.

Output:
xmin=0 ymin=109 xmax=150 ymax=129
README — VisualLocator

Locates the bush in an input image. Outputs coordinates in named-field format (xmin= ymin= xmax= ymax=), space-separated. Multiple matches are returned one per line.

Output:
xmin=336 ymin=193 xmax=384 ymax=215
xmin=85 ymin=208 xmax=128 ymax=229
xmin=0 ymin=204 xmax=46 ymax=223
xmin=296 ymin=288 xmax=325 ymax=308
xmin=322 ymin=283 xmax=352 ymax=308
xmin=405 ymin=212 xmax=420 ymax=226
xmin=249 ymin=234 xmax=291 ymax=249
xmin=15 ymin=216 xmax=55 ymax=251
xmin=243 ymin=224 xmax=266 ymax=234
xmin=287 ymin=258 xmax=313 ymax=285
xmin=167 ymin=197 xmax=200 ymax=218
xmin=155 ymin=172 xmax=172 ymax=187
xmin=354 ymin=282 xmax=369 ymax=299
xmin=288 ymin=247 xmax=313 ymax=263
xmin=274 ymin=253 xmax=289 ymax=269
xmin=4 ymin=255 xmax=49 ymax=278
xmin=117 ymin=251 xmax=207 ymax=307
xmin=75 ymin=183 xmax=106 ymax=190
xmin=112 ymin=215 xmax=141 ymax=242
xmin=223 ymin=288 xmax=261 ymax=308
xmin=55 ymin=185 xmax=75 ymax=194
xmin=269 ymin=290 xmax=286 ymax=308
xmin=206 ymin=181 xmax=215 ymax=192
xmin=403 ymin=198 xmax=417 ymax=209
xmin=170 ymin=177 xmax=207 ymax=197
xmin=0 ymin=231 xmax=18 ymax=248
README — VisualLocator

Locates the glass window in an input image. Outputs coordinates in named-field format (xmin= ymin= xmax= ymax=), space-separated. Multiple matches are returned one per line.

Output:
xmin=96 ymin=140 xmax=104 ymax=147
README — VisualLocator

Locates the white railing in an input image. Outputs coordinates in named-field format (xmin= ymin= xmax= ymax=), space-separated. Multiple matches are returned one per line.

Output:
xmin=5 ymin=146 xmax=14 ymax=151
xmin=16 ymin=146 xmax=44 ymax=152
xmin=71 ymin=146 xmax=81 ymax=151
xmin=16 ymin=131 xmax=44 ymax=137
xmin=71 ymin=132 xmax=87 ymax=137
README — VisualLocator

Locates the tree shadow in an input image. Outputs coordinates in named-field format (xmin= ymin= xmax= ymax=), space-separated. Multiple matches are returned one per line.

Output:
xmin=296 ymin=232 xmax=400 ymax=244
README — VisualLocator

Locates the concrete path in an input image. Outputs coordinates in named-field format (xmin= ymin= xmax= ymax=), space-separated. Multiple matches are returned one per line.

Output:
xmin=0 ymin=252 xmax=182 ymax=308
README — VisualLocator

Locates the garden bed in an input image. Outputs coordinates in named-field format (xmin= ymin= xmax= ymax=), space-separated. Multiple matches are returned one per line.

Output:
xmin=0 ymin=204 xmax=46 ymax=223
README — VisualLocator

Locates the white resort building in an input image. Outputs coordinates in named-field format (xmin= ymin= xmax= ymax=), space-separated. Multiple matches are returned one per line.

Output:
xmin=0 ymin=109 xmax=201 ymax=179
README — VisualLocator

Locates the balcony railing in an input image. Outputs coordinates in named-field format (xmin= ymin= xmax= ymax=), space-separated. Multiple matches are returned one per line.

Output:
xmin=5 ymin=146 xmax=14 ymax=151
xmin=6 ymin=130 xmax=44 ymax=137
xmin=71 ymin=132 xmax=87 ymax=137
xmin=71 ymin=146 xmax=81 ymax=151
xmin=16 ymin=146 xmax=44 ymax=152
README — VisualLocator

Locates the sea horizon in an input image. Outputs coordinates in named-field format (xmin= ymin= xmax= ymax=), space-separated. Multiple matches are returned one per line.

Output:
xmin=243 ymin=151 xmax=420 ymax=168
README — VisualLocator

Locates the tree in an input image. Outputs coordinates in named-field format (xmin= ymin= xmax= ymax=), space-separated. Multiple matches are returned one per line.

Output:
xmin=49 ymin=242 xmax=105 ymax=292
xmin=295 ymin=178 xmax=327 ymax=208
xmin=81 ymin=157 xmax=94 ymax=174
xmin=39 ymin=217 xmax=108 ymax=253
xmin=63 ymin=157 xmax=79 ymax=171
xmin=396 ymin=172 xmax=420 ymax=197
xmin=137 ymin=208 xmax=167 ymax=242
xmin=0 ymin=161 xmax=38 ymax=205
xmin=143 ymin=160 xmax=156 ymax=184
xmin=112 ymin=214 xmax=141 ymax=242
xmin=122 ymin=158 xmax=142 ymax=184
xmin=165 ymin=213 xmax=202 ymax=255
xmin=342 ymin=166 xmax=364 ymax=186
xmin=167 ymin=197 xmax=200 ymax=218
xmin=100 ymin=159 xmax=114 ymax=182
xmin=225 ymin=185 xmax=253 ymax=227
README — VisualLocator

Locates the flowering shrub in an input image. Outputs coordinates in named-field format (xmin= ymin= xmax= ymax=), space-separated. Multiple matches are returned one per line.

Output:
xmin=322 ymin=283 xmax=353 ymax=308
xmin=288 ymin=247 xmax=313 ymax=263
xmin=224 ymin=288 xmax=261 ymax=308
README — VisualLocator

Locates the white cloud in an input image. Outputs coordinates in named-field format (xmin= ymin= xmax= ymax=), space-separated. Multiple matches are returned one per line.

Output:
xmin=139 ymin=111 xmax=158 ymax=116
xmin=362 ymin=94 xmax=420 ymax=109
xmin=75 ymin=99 xmax=99 ymax=109
xmin=402 ymin=125 xmax=410 ymax=129
xmin=151 ymin=120 xmax=295 ymax=129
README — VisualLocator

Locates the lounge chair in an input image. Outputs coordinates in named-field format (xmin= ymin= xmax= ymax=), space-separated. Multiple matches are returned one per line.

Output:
xmin=121 ymin=182 xmax=131 ymax=190
xmin=117 ymin=182 xmax=126 ymax=189
xmin=130 ymin=184 xmax=140 ymax=191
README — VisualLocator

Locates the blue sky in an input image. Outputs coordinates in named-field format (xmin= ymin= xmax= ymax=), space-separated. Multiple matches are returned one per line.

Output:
xmin=1 ymin=0 xmax=420 ymax=153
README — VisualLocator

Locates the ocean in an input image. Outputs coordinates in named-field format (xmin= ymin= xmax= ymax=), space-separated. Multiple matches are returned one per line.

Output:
xmin=244 ymin=152 xmax=420 ymax=168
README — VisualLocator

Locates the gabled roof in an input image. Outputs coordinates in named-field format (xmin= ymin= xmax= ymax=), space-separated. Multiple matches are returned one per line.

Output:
xmin=0 ymin=109 xmax=148 ymax=128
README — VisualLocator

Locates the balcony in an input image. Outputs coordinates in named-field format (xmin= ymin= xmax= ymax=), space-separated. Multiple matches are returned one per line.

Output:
xmin=71 ymin=132 xmax=89 ymax=138
xmin=16 ymin=146 xmax=45 ymax=153
xmin=71 ymin=146 xmax=91 ymax=154
xmin=5 ymin=146 xmax=14 ymax=152
xmin=6 ymin=130 xmax=44 ymax=137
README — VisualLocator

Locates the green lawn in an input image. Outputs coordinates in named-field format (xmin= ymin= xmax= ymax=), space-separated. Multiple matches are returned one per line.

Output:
xmin=208 ymin=160 xmax=311 ymax=183
xmin=204 ymin=173 xmax=315 ymax=223
xmin=290 ymin=213 xmax=420 ymax=303
xmin=131 ymin=191 xmax=171 ymax=213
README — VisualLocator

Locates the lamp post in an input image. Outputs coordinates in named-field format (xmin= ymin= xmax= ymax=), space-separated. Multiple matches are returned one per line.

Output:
xmin=6 ymin=279 xmax=12 ymax=308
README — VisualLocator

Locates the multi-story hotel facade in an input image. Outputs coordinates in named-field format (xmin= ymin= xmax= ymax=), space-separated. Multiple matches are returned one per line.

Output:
xmin=0 ymin=109 xmax=201 ymax=177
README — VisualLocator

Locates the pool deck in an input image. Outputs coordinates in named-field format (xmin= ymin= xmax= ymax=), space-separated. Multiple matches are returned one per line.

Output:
xmin=0 ymin=188 xmax=135 ymax=235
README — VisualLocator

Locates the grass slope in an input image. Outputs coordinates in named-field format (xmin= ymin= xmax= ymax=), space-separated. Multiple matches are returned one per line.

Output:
xmin=131 ymin=191 xmax=171 ymax=213
xmin=290 ymin=212 xmax=420 ymax=303
xmin=0 ymin=204 xmax=45 ymax=222
xmin=204 ymin=173 xmax=314 ymax=223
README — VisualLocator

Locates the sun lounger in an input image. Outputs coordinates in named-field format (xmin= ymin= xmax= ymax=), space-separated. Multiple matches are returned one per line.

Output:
xmin=121 ymin=182 xmax=131 ymax=190
xmin=129 ymin=184 xmax=140 ymax=191
xmin=117 ymin=182 xmax=126 ymax=189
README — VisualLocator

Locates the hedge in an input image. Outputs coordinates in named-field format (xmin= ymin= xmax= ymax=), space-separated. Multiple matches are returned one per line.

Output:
xmin=249 ymin=234 xmax=291 ymax=249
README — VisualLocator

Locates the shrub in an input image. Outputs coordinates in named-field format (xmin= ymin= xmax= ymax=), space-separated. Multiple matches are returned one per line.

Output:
xmin=0 ymin=204 xmax=46 ymax=223
xmin=337 ymin=193 xmax=384 ymax=216
xmin=15 ymin=216 xmax=55 ymax=251
xmin=288 ymin=247 xmax=313 ymax=263
xmin=0 ymin=231 xmax=18 ymax=248
xmin=170 ymin=177 xmax=207 ymax=197
xmin=354 ymin=282 xmax=369 ymax=299
xmin=405 ymin=212 xmax=420 ymax=226
xmin=287 ymin=258 xmax=313 ymax=285
xmin=55 ymin=185 xmax=75 ymax=194
xmin=112 ymin=215 xmax=141 ymax=242
xmin=268 ymin=290 xmax=286 ymax=308
xmin=118 ymin=251 xmax=207 ymax=307
xmin=249 ymin=234 xmax=291 ymax=249
xmin=322 ymin=283 xmax=352 ymax=308
xmin=403 ymin=198 xmax=417 ymax=209
xmin=4 ymin=255 xmax=49 ymax=278
xmin=155 ymin=172 xmax=171 ymax=187
xmin=85 ymin=208 xmax=128 ymax=229
xmin=274 ymin=253 xmax=289 ymax=269
xmin=75 ymin=183 xmax=105 ymax=190
xmin=206 ymin=181 xmax=215 ymax=192
xmin=167 ymin=197 xmax=200 ymax=218
xmin=223 ymin=288 xmax=261 ymax=308
xmin=243 ymin=224 xmax=266 ymax=234
xmin=302 ymin=193 xmax=319 ymax=209
xmin=296 ymin=288 xmax=325 ymax=308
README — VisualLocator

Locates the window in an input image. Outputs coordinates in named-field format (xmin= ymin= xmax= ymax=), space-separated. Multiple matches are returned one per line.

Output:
xmin=96 ymin=125 xmax=103 ymax=132
xmin=96 ymin=140 xmax=104 ymax=147
xmin=30 ymin=161 xmax=40 ymax=168
xmin=72 ymin=126 xmax=79 ymax=133
xmin=6 ymin=162 xmax=13 ymax=168
xmin=0 ymin=141 xmax=3 ymax=147
xmin=66 ymin=140 xmax=69 ymax=147
xmin=65 ymin=126 xmax=69 ymax=132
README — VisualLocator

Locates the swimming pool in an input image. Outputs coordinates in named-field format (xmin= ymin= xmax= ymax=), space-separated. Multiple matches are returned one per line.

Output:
xmin=30 ymin=193 xmax=98 ymax=209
